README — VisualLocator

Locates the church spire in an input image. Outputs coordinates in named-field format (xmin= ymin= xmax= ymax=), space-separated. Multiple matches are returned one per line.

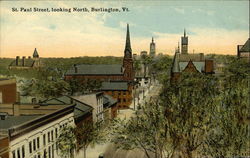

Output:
xmin=33 ymin=48 xmax=39 ymax=58
xmin=152 ymin=37 xmax=154 ymax=43
xmin=124 ymin=24 xmax=132 ymax=53
xmin=184 ymin=29 xmax=186 ymax=37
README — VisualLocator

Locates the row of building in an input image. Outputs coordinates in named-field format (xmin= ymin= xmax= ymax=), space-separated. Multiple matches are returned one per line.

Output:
xmin=0 ymin=78 xmax=118 ymax=158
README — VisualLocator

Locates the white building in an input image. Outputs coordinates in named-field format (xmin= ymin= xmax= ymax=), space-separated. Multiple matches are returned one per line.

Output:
xmin=73 ymin=92 xmax=104 ymax=123
xmin=0 ymin=105 xmax=75 ymax=158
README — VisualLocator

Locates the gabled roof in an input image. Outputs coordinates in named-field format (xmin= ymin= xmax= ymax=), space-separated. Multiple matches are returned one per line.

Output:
xmin=179 ymin=61 xmax=205 ymax=73
xmin=65 ymin=64 xmax=123 ymax=75
xmin=100 ymin=81 xmax=128 ymax=91
xmin=239 ymin=38 xmax=250 ymax=52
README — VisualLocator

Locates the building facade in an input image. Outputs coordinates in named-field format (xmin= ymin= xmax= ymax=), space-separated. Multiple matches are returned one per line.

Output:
xmin=0 ymin=79 xmax=17 ymax=104
xmin=0 ymin=105 xmax=75 ymax=158
xmin=149 ymin=37 xmax=156 ymax=57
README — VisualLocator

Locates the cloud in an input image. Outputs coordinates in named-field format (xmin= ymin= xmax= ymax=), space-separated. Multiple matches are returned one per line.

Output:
xmin=173 ymin=7 xmax=185 ymax=14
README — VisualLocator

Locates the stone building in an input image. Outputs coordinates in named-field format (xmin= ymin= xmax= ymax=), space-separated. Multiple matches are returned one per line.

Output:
xmin=9 ymin=48 xmax=41 ymax=69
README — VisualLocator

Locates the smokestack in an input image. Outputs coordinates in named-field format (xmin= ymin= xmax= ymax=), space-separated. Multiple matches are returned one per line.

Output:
xmin=16 ymin=56 xmax=19 ymax=66
xmin=22 ymin=56 xmax=26 ymax=66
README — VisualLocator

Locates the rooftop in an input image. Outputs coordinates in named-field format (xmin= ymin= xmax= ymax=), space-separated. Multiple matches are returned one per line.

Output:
xmin=65 ymin=64 xmax=123 ymax=75
xmin=100 ymin=81 xmax=128 ymax=91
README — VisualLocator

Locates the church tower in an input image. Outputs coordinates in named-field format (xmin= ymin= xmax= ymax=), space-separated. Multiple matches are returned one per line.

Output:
xmin=123 ymin=24 xmax=134 ymax=81
xmin=181 ymin=29 xmax=188 ymax=54
xmin=149 ymin=37 xmax=156 ymax=57
xmin=33 ymin=48 xmax=40 ymax=68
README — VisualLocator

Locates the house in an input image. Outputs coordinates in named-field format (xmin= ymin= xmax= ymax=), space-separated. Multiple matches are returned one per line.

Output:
xmin=103 ymin=94 xmax=118 ymax=124
xmin=100 ymin=81 xmax=132 ymax=109
xmin=72 ymin=92 xmax=105 ymax=123
xmin=9 ymin=48 xmax=41 ymax=69
xmin=237 ymin=38 xmax=250 ymax=58
xmin=170 ymin=47 xmax=214 ymax=82
xmin=0 ymin=104 xmax=75 ymax=158
xmin=0 ymin=78 xmax=17 ymax=104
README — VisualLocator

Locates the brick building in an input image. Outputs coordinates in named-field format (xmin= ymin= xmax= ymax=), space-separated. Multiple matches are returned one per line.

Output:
xmin=170 ymin=31 xmax=214 ymax=82
xmin=0 ymin=79 xmax=17 ymax=104
xmin=64 ymin=24 xmax=134 ymax=109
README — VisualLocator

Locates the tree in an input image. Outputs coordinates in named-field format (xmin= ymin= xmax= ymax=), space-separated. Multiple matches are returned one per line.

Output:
xmin=57 ymin=126 xmax=77 ymax=158
xmin=111 ymin=99 xmax=170 ymax=158
xmin=161 ymin=72 xmax=219 ymax=158
xmin=75 ymin=121 xmax=105 ymax=158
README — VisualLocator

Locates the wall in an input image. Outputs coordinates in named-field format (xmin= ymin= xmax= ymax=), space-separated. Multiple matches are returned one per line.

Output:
xmin=0 ymin=79 xmax=17 ymax=104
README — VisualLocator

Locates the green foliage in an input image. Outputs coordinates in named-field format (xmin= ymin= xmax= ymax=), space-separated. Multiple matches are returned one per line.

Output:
xmin=57 ymin=126 xmax=77 ymax=158
xmin=111 ymin=100 xmax=168 ymax=158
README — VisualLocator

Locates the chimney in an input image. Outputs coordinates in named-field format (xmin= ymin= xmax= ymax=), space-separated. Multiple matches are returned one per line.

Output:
xmin=22 ymin=56 xmax=26 ymax=66
xmin=16 ymin=56 xmax=19 ymax=66
xmin=74 ymin=64 xmax=78 ymax=73
xmin=28 ymin=56 xmax=31 ymax=59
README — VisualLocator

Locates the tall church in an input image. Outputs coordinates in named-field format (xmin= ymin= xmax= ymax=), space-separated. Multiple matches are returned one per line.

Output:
xmin=123 ymin=24 xmax=134 ymax=81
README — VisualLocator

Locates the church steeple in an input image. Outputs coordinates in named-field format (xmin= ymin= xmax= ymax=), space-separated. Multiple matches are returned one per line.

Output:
xmin=124 ymin=24 xmax=132 ymax=54
xmin=152 ymin=37 xmax=154 ymax=43
xmin=184 ymin=29 xmax=186 ymax=37
xmin=33 ymin=48 xmax=39 ymax=58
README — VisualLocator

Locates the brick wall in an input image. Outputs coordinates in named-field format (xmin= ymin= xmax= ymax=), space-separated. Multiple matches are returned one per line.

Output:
xmin=0 ymin=80 xmax=17 ymax=104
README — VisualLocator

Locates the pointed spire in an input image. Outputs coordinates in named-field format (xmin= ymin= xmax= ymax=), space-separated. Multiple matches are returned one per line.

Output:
xmin=184 ymin=29 xmax=186 ymax=37
xmin=172 ymin=50 xmax=180 ymax=73
xmin=124 ymin=23 xmax=132 ymax=53
xmin=178 ymin=41 xmax=180 ymax=52
xmin=152 ymin=37 xmax=154 ymax=43
xmin=33 ymin=48 xmax=39 ymax=58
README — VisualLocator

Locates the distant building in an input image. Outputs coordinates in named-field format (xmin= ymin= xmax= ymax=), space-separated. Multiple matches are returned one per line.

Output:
xmin=103 ymin=94 xmax=118 ymax=124
xmin=0 ymin=104 xmax=75 ymax=158
xmin=9 ymin=48 xmax=41 ymax=69
xmin=100 ymin=81 xmax=132 ymax=109
xmin=170 ymin=50 xmax=214 ymax=82
xmin=181 ymin=29 xmax=188 ymax=54
xmin=170 ymin=31 xmax=214 ymax=82
xmin=149 ymin=37 xmax=156 ymax=57
xmin=0 ymin=78 xmax=17 ymax=104
xmin=140 ymin=51 xmax=147 ymax=57
xmin=237 ymin=38 xmax=250 ymax=58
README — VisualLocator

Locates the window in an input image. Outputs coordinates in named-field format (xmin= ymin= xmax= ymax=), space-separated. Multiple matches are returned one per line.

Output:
xmin=22 ymin=145 xmax=25 ymax=158
xmin=17 ymin=148 xmax=20 ymax=158
xmin=48 ymin=146 xmax=51 ymax=158
xmin=52 ymin=144 xmax=54 ymax=158
xmin=43 ymin=149 xmax=47 ymax=158
xmin=123 ymin=91 xmax=126 ymax=95
xmin=48 ymin=132 xmax=50 ymax=143
xmin=37 ymin=137 xmax=40 ymax=149
xmin=51 ymin=131 xmax=54 ymax=141
xmin=33 ymin=139 xmax=36 ymax=151
xmin=123 ymin=99 xmax=126 ymax=102
xmin=118 ymin=98 xmax=121 ymax=103
xmin=29 ymin=141 xmax=32 ymax=153
xmin=55 ymin=128 xmax=58 ymax=138
xmin=12 ymin=150 xmax=16 ymax=158
xmin=43 ymin=134 xmax=46 ymax=146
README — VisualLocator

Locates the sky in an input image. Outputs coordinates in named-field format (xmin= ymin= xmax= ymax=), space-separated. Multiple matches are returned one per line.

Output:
xmin=0 ymin=0 xmax=249 ymax=58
